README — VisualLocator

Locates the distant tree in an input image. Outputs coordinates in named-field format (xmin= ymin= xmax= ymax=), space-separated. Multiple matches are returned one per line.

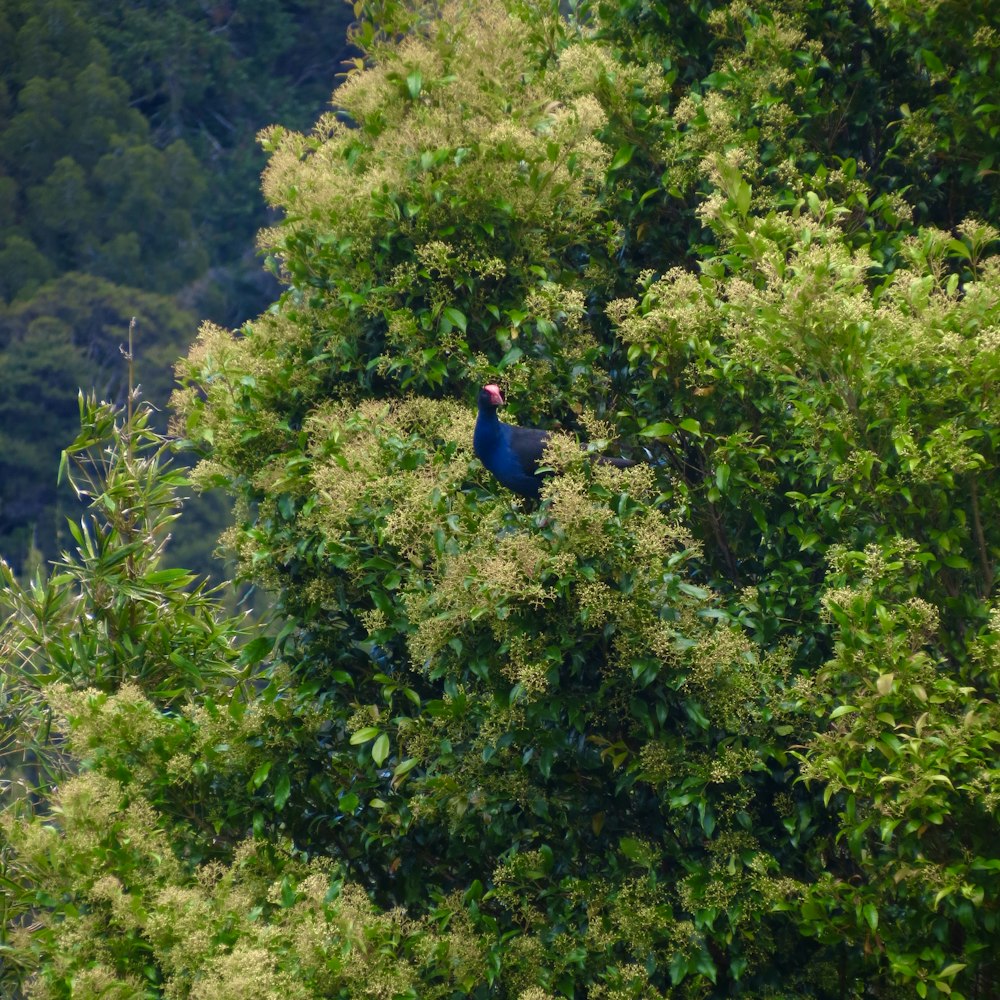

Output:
xmin=0 ymin=3 xmax=209 ymax=299
xmin=0 ymin=235 xmax=53 ymax=303
xmin=79 ymin=0 xmax=357 ymax=266
xmin=0 ymin=316 xmax=91 ymax=556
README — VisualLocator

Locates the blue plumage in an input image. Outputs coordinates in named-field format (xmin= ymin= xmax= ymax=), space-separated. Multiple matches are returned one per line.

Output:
xmin=473 ymin=383 xmax=634 ymax=500
xmin=473 ymin=384 xmax=548 ymax=499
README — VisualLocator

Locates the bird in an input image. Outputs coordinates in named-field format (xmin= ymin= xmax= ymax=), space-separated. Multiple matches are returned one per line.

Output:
xmin=473 ymin=383 xmax=633 ymax=500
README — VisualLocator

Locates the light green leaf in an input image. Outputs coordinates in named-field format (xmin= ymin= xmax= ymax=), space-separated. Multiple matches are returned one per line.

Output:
xmin=609 ymin=144 xmax=635 ymax=171
xmin=829 ymin=704 xmax=858 ymax=719
xmin=640 ymin=421 xmax=677 ymax=438
xmin=393 ymin=757 xmax=418 ymax=779
xmin=372 ymin=733 xmax=390 ymax=766
xmin=735 ymin=181 xmax=751 ymax=216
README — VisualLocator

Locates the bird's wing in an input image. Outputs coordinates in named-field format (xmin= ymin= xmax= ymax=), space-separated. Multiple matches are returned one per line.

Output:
xmin=507 ymin=425 xmax=550 ymax=475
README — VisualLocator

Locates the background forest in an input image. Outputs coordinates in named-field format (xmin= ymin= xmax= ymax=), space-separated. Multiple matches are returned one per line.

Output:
xmin=0 ymin=0 xmax=355 ymax=576
xmin=2 ymin=0 xmax=1000 ymax=999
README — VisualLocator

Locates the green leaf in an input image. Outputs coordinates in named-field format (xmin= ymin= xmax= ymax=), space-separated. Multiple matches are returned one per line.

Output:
xmin=238 ymin=635 xmax=275 ymax=667
xmin=640 ymin=421 xmax=677 ymax=438
xmin=920 ymin=48 xmax=943 ymax=74
xmin=934 ymin=886 xmax=955 ymax=907
xmin=619 ymin=837 xmax=648 ymax=863
xmin=829 ymin=704 xmax=858 ymax=719
xmin=609 ymin=144 xmax=635 ymax=171
xmin=942 ymin=554 xmax=972 ymax=570
xmin=442 ymin=306 xmax=467 ymax=333
xmin=372 ymin=733 xmax=390 ymax=765
xmin=947 ymin=238 xmax=972 ymax=260
xmin=735 ymin=181 xmax=751 ymax=216
xmin=499 ymin=345 xmax=524 ymax=368
xmin=142 ymin=567 xmax=191 ymax=585
xmin=251 ymin=760 xmax=272 ymax=790
xmin=274 ymin=772 xmax=292 ymax=810
xmin=350 ymin=726 xmax=380 ymax=745
xmin=393 ymin=757 xmax=418 ymax=779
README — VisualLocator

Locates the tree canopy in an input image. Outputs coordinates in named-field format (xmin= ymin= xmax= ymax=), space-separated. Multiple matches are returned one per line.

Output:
xmin=2 ymin=1 xmax=999 ymax=998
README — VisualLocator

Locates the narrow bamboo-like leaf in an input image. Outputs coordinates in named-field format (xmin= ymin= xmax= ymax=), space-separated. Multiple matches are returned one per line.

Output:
xmin=144 ymin=568 xmax=191 ymax=585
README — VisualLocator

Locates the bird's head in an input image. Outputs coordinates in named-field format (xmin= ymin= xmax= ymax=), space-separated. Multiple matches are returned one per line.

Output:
xmin=479 ymin=383 xmax=505 ymax=409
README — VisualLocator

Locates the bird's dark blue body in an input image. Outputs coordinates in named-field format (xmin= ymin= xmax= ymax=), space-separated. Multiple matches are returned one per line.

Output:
xmin=474 ymin=383 xmax=633 ymax=500
xmin=473 ymin=384 xmax=548 ymax=500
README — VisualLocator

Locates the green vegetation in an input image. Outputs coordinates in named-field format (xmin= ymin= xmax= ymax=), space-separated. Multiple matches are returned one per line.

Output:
xmin=2 ymin=0 xmax=999 ymax=997
xmin=0 ymin=0 xmax=354 ymax=569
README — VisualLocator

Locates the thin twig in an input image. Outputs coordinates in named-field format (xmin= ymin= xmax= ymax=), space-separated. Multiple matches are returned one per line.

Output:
xmin=126 ymin=316 xmax=136 ymax=429
xmin=969 ymin=476 xmax=993 ymax=595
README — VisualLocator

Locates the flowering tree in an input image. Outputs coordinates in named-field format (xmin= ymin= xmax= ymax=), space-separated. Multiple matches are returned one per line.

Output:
xmin=3 ymin=1 xmax=999 ymax=998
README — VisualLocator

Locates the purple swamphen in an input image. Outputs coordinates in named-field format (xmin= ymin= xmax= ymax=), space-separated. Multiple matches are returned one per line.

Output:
xmin=474 ymin=383 xmax=632 ymax=500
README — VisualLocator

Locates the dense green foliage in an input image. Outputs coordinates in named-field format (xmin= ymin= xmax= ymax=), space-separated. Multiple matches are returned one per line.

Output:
xmin=0 ymin=0 xmax=354 ymax=569
xmin=3 ymin=1 xmax=1000 ymax=998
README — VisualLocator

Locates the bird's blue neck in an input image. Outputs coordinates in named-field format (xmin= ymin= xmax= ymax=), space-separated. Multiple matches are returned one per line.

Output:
xmin=472 ymin=406 xmax=507 ymax=457
xmin=474 ymin=403 xmax=502 ymax=440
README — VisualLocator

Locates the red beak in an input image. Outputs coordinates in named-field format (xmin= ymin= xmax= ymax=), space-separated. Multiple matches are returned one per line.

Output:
xmin=483 ymin=383 xmax=505 ymax=406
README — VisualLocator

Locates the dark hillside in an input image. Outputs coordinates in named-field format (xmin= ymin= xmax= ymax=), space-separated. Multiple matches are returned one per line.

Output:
xmin=0 ymin=0 xmax=354 ymax=573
